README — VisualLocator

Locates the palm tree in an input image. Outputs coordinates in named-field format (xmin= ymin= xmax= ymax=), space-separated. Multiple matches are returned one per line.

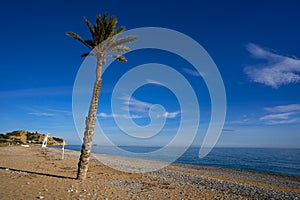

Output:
xmin=67 ymin=13 xmax=136 ymax=180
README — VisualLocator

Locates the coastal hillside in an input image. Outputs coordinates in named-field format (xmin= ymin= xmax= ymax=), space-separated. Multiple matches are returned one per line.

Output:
xmin=0 ymin=130 xmax=66 ymax=146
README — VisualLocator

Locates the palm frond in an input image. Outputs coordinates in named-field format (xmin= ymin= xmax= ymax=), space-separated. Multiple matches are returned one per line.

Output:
xmin=84 ymin=40 xmax=95 ymax=48
xmin=107 ymin=17 xmax=117 ymax=38
xmin=68 ymin=13 xmax=136 ymax=59
xmin=102 ymin=13 xmax=109 ymax=30
xmin=112 ymin=26 xmax=125 ymax=36
xmin=97 ymin=38 xmax=112 ymax=52
xmin=113 ymin=55 xmax=127 ymax=62
xmin=81 ymin=53 xmax=91 ymax=57
xmin=83 ymin=17 xmax=95 ymax=40
xmin=111 ymin=36 xmax=137 ymax=47
xmin=117 ymin=55 xmax=127 ymax=62
xmin=66 ymin=32 xmax=92 ymax=49
xmin=109 ymin=45 xmax=130 ymax=52
xmin=95 ymin=15 xmax=105 ymax=44
xmin=103 ymin=14 xmax=117 ymax=40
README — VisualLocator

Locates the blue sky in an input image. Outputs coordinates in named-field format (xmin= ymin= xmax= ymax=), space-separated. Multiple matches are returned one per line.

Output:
xmin=0 ymin=0 xmax=300 ymax=147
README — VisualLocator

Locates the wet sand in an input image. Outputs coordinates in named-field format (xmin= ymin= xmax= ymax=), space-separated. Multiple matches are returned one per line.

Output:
xmin=0 ymin=146 xmax=299 ymax=199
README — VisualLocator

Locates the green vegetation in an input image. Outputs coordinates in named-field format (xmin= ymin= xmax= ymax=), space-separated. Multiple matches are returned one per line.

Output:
xmin=0 ymin=130 xmax=65 ymax=146
xmin=26 ymin=131 xmax=41 ymax=141
xmin=7 ymin=130 xmax=22 ymax=136
xmin=0 ymin=133 xmax=9 ymax=144
xmin=52 ymin=137 xmax=64 ymax=143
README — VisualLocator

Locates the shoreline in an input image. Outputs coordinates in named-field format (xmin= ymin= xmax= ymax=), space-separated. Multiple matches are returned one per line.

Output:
xmin=54 ymin=144 xmax=300 ymax=177
xmin=0 ymin=145 xmax=300 ymax=199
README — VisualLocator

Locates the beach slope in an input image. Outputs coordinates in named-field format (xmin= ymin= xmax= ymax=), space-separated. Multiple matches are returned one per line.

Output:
xmin=0 ymin=146 xmax=299 ymax=199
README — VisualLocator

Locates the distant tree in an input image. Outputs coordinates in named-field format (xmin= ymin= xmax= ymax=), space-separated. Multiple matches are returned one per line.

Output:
xmin=7 ymin=130 xmax=20 ymax=136
xmin=0 ymin=134 xmax=9 ymax=139
xmin=67 ymin=13 xmax=136 ymax=180
xmin=52 ymin=137 xmax=64 ymax=143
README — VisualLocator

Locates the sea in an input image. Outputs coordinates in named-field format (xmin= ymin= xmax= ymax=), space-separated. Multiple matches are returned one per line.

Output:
xmin=56 ymin=145 xmax=300 ymax=177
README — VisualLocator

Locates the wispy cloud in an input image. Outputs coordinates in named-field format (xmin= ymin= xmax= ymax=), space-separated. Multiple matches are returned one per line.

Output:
xmin=98 ymin=96 xmax=180 ymax=119
xmin=98 ymin=111 xmax=180 ymax=119
xmin=122 ymin=96 xmax=180 ymax=119
xmin=28 ymin=112 xmax=55 ymax=117
xmin=244 ymin=43 xmax=300 ymax=88
xmin=97 ymin=113 xmax=142 ymax=119
xmin=26 ymin=107 xmax=72 ymax=117
xmin=264 ymin=104 xmax=300 ymax=113
xmin=146 ymin=79 xmax=165 ymax=86
xmin=121 ymin=96 xmax=153 ymax=113
xmin=182 ymin=68 xmax=204 ymax=77
xmin=222 ymin=128 xmax=235 ymax=132
xmin=160 ymin=111 xmax=180 ymax=119
xmin=260 ymin=112 xmax=295 ymax=121
xmin=260 ymin=104 xmax=300 ymax=125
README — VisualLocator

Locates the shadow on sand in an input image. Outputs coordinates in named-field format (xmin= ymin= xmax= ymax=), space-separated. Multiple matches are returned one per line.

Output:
xmin=0 ymin=166 xmax=76 ymax=180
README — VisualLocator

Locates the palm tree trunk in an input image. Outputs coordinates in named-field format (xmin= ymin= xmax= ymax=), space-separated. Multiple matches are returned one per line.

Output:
xmin=77 ymin=59 xmax=102 ymax=180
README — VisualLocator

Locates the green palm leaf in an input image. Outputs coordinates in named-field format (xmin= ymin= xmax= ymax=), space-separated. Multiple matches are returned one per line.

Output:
xmin=66 ymin=32 xmax=92 ymax=49
xmin=84 ymin=40 xmax=95 ymax=48
xmin=109 ymin=45 xmax=130 ymax=52
xmin=83 ymin=17 xmax=95 ymax=40
xmin=113 ymin=55 xmax=127 ymax=62
xmin=95 ymin=15 xmax=105 ymax=44
xmin=110 ymin=36 xmax=137 ymax=49
xmin=80 ymin=52 xmax=91 ymax=57
xmin=113 ymin=26 xmax=125 ymax=36
xmin=67 ymin=13 xmax=136 ymax=63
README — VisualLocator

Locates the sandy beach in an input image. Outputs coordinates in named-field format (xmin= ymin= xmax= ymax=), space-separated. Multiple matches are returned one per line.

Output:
xmin=0 ymin=146 xmax=300 ymax=199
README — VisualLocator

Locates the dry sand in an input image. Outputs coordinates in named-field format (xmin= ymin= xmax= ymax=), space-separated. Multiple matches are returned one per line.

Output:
xmin=0 ymin=145 xmax=299 ymax=199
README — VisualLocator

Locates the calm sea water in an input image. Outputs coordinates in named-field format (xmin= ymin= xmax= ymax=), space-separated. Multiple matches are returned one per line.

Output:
xmin=57 ymin=145 xmax=300 ymax=176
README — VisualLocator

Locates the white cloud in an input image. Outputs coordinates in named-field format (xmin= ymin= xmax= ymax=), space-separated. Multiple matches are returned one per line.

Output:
xmin=28 ymin=112 xmax=55 ymax=117
xmin=264 ymin=104 xmax=300 ymax=113
xmin=182 ymin=68 xmax=204 ymax=77
xmin=98 ymin=111 xmax=180 ymax=119
xmin=97 ymin=112 xmax=142 ymax=119
xmin=260 ymin=104 xmax=300 ymax=125
xmin=103 ymin=96 xmax=181 ymax=119
xmin=160 ymin=111 xmax=180 ymax=119
xmin=146 ymin=79 xmax=165 ymax=86
xmin=26 ymin=107 xmax=72 ymax=118
xmin=260 ymin=117 xmax=300 ymax=125
xmin=260 ymin=112 xmax=295 ymax=121
xmin=244 ymin=43 xmax=300 ymax=88
xmin=222 ymin=128 xmax=235 ymax=132
xmin=120 ymin=96 xmax=153 ymax=113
